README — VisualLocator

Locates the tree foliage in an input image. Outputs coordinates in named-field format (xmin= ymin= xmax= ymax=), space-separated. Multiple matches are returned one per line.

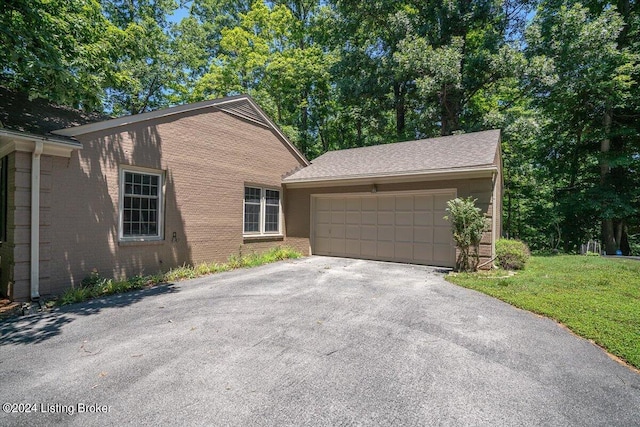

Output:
xmin=445 ymin=197 xmax=488 ymax=272
xmin=2 ymin=0 xmax=639 ymax=254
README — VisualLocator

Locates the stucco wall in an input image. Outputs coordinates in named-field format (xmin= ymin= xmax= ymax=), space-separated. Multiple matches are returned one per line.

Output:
xmin=29 ymin=108 xmax=306 ymax=297
xmin=284 ymin=177 xmax=497 ymax=267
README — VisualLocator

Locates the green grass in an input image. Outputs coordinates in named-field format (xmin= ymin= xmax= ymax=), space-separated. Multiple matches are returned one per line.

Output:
xmin=56 ymin=246 xmax=301 ymax=307
xmin=446 ymin=255 xmax=640 ymax=369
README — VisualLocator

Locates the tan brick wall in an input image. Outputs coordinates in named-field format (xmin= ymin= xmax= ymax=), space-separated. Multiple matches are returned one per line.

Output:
xmin=285 ymin=177 xmax=497 ymax=268
xmin=43 ymin=109 xmax=305 ymax=296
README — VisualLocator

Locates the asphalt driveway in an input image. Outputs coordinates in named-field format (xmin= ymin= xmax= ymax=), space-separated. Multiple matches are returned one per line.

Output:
xmin=1 ymin=256 xmax=639 ymax=426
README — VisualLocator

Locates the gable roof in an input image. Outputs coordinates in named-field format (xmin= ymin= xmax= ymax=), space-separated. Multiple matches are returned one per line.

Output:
xmin=283 ymin=129 xmax=501 ymax=185
xmin=52 ymin=95 xmax=309 ymax=166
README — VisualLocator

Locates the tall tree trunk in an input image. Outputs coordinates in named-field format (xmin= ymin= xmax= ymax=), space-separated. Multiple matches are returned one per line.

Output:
xmin=440 ymin=83 xmax=460 ymax=136
xmin=601 ymin=111 xmax=618 ymax=254
xmin=394 ymin=82 xmax=406 ymax=137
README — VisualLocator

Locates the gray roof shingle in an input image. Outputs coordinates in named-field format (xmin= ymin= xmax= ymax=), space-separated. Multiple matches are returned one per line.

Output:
xmin=0 ymin=86 xmax=109 ymax=137
xmin=283 ymin=129 xmax=501 ymax=183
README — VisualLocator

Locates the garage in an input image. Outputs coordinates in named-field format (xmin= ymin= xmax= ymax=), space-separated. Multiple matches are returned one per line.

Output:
xmin=312 ymin=191 xmax=456 ymax=267
xmin=283 ymin=129 xmax=503 ymax=268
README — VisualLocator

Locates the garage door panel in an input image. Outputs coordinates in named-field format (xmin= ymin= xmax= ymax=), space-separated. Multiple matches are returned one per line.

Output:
xmin=346 ymin=212 xmax=360 ymax=225
xmin=332 ymin=225 xmax=346 ymax=239
xmin=377 ymin=212 xmax=394 ymax=225
xmin=434 ymin=194 xmax=451 ymax=208
xmin=395 ymin=212 xmax=412 ymax=226
xmin=332 ymin=198 xmax=346 ymax=210
xmin=330 ymin=238 xmax=345 ymax=254
xmin=346 ymin=198 xmax=361 ymax=211
xmin=361 ymin=226 xmax=377 ymax=241
xmin=414 ymin=244 xmax=433 ymax=262
xmin=362 ymin=212 xmax=376 ymax=225
xmin=313 ymin=191 xmax=455 ymax=267
xmin=415 ymin=195 xmax=433 ymax=211
xmin=316 ymin=224 xmax=331 ymax=238
xmin=377 ymin=226 xmax=394 ymax=242
xmin=316 ymin=211 xmax=331 ymax=224
xmin=414 ymin=226 xmax=433 ymax=243
xmin=414 ymin=212 xmax=433 ymax=226
xmin=377 ymin=241 xmax=394 ymax=258
xmin=345 ymin=239 xmax=360 ymax=255
xmin=395 ymin=226 xmax=413 ymax=242
xmin=378 ymin=197 xmax=394 ymax=211
xmin=433 ymin=244 xmax=454 ymax=265
xmin=346 ymin=225 xmax=360 ymax=239
xmin=317 ymin=198 xmax=333 ymax=211
xmin=395 ymin=243 xmax=412 ymax=260
xmin=331 ymin=212 xmax=346 ymax=224
xmin=434 ymin=227 xmax=452 ymax=244
xmin=362 ymin=198 xmax=377 ymax=211
xmin=316 ymin=238 xmax=331 ymax=253
xmin=396 ymin=196 xmax=414 ymax=211
xmin=361 ymin=242 xmax=377 ymax=257
xmin=433 ymin=212 xmax=449 ymax=227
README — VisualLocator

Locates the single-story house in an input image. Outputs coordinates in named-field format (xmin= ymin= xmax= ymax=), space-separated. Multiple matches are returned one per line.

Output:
xmin=0 ymin=88 xmax=502 ymax=301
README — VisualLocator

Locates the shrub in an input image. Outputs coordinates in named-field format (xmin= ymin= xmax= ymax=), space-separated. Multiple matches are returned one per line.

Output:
xmin=495 ymin=239 xmax=530 ymax=270
xmin=444 ymin=197 xmax=488 ymax=272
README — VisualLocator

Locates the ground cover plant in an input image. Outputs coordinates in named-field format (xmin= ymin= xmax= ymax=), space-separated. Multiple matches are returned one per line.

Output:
xmin=56 ymin=246 xmax=301 ymax=307
xmin=447 ymin=255 xmax=640 ymax=369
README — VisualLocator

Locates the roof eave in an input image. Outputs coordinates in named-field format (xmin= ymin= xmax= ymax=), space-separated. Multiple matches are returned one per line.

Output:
xmin=282 ymin=166 xmax=498 ymax=188
xmin=0 ymin=129 xmax=82 ymax=158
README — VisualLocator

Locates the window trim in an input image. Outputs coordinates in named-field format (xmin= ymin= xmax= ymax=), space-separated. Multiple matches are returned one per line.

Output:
xmin=118 ymin=166 xmax=165 ymax=242
xmin=243 ymin=185 xmax=282 ymax=237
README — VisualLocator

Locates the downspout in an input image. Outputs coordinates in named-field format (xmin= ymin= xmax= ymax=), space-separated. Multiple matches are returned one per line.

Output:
xmin=31 ymin=141 xmax=43 ymax=300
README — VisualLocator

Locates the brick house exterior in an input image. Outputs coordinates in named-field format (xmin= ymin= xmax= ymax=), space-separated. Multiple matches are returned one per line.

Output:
xmin=0 ymin=93 xmax=308 ymax=301
xmin=0 ymin=89 xmax=502 ymax=302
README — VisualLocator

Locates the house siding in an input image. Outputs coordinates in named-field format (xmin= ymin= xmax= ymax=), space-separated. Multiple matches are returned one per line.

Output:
xmin=22 ymin=108 xmax=306 ymax=298
xmin=0 ymin=153 xmax=16 ymax=299
xmin=285 ymin=177 xmax=496 ymax=268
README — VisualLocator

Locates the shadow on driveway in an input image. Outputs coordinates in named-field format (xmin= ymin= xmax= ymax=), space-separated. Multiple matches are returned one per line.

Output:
xmin=0 ymin=283 xmax=179 ymax=346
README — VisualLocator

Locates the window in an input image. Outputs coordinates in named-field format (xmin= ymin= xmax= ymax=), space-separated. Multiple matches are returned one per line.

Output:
xmin=244 ymin=186 xmax=281 ymax=235
xmin=119 ymin=168 xmax=163 ymax=241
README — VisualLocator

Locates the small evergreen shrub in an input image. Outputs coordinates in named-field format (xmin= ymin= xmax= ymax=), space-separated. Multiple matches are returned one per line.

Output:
xmin=495 ymin=239 xmax=530 ymax=270
xmin=444 ymin=197 xmax=488 ymax=272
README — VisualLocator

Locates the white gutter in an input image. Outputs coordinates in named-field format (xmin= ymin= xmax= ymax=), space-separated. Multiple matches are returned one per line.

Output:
xmin=283 ymin=166 xmax=498 ymax=188
xmin=30 ymin=141 xmax=43 ymax=300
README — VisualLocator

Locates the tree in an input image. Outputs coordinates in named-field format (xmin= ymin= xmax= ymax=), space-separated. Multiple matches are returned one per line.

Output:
xmin=0 ymin=0 xmax=120 ymax=110
xmin=525 ymin=2 xmax=639 ymax=253
xmin=445 ymin=197 xmax=487 ymax=272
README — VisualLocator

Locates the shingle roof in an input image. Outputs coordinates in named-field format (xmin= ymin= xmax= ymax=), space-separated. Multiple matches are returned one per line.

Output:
xmin=0 ymin=86 xmax=109 ymax=137
xmin=283 ymin=129 xmax=501 ymax=183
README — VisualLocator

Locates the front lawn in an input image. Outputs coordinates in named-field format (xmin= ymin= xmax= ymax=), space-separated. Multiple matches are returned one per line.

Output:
xmin=446 ymin=255 xmax=640 ymax=369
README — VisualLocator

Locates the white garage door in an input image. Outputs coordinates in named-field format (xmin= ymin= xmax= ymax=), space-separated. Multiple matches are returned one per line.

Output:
xmin=312 ymin=191 xmax=456 ymax=267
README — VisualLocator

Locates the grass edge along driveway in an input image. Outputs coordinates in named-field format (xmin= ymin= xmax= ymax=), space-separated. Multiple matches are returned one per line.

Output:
xmin=446 ymin=255 xmax=640 ymax=370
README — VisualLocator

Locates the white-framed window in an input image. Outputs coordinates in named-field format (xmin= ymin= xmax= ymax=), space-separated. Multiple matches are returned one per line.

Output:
xmin=243 ymin=186 xmax=281 ymax=235
xmin=119 ymin=167 xmax=164 ymax=241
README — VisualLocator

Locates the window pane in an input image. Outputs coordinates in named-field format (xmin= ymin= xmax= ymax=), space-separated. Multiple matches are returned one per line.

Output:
xmin=266 ymin=189 xmax=279 ymax=206
xmin=265 ymin=205 xmax=279 ymax=232
xmin=244 ymin=203 xmax=260 ymax=232
xmin=245 ymin=187 xmax=261 ymax=203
